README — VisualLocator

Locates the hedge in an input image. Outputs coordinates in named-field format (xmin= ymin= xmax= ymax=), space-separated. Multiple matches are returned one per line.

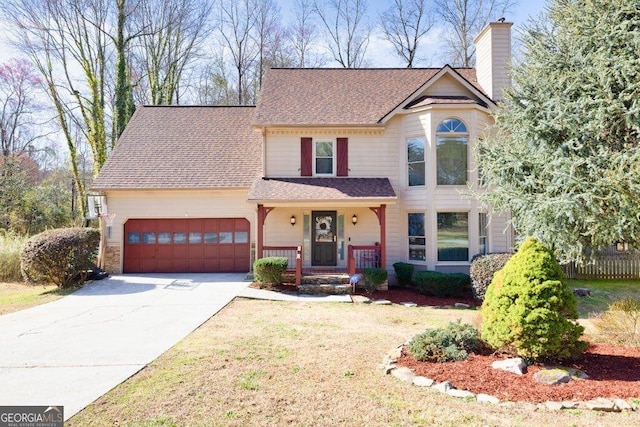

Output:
xmin=414 ymin=270 xmax=471 ymax=298
xmin=21 ymin=227 xmax=100 ymax=288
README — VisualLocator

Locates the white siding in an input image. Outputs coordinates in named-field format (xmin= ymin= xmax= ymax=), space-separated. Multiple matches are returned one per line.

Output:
xmin=474 ymin=22 xmax=513 ymax=101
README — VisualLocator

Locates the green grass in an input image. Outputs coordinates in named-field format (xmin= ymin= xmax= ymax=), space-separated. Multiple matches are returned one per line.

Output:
xmin=566 ymin=279 xmax=640 ymax=318
xmin=0 ymin=282 xmax=76 ymax=315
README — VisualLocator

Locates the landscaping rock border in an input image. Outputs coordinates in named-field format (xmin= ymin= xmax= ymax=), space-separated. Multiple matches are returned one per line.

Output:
xmin=380 ymin=344 xmax=638 ymax=413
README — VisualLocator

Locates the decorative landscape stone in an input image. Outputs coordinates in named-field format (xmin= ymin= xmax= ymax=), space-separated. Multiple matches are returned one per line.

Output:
xmin=412 ymin=376 xmax=434 ymax=387
xmin=533 ymin=367 xmax=589 ymax=385
xmin=381 ymin=345 xmax=638 ymax=413
xmin=476 ymin=394 xmax=500 ymax=404
xmin=491 ymin=357 xmax=527 ymax=375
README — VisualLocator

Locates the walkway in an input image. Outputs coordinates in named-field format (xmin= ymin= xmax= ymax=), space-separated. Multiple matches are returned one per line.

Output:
xmin=0 ymin=273 xmax=249 ymax=420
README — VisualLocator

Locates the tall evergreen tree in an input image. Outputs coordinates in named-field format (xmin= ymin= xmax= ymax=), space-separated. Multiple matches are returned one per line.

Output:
xmin=475 ymin=0 xmax=640 ymax=263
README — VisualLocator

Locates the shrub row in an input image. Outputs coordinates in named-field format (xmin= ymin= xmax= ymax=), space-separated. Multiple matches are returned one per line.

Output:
xmin=21 ymin=227 xmax=100 ymax=288
xmin=392 ymin=262 xmax=414 ymax=287
xmin=414 ymin=270 xmax=471 ymax=298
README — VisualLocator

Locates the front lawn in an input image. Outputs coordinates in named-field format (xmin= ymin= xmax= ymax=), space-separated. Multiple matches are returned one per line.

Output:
xmin=566 ymin=279 xmax=640 ymax=318
xmin=68 ymin=299 xmax=640 ymax=426
xmin=0 ymin=282 xmax=73 ymax=315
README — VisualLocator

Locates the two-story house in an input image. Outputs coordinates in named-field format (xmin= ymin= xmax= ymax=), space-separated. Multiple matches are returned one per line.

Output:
xmin=91 ymin=21 xmax=514 ymax=282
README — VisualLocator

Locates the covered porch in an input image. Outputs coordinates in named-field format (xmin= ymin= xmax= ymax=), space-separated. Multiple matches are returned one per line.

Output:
xmin=248 ymin=177 xmax=397 ymax=285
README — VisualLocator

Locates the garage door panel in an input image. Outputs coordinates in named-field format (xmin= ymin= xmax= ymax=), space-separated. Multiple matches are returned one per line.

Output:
xmin=124 ymin=218 xmax=249 ymax=273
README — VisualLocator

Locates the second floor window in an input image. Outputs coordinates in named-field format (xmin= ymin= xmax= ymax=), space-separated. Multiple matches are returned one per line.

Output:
xmin=436 ymin=118 xmax=468 ymax=185
xmin=407 ymin=137 xmax=425 ymax=186
xmin=315 ymin=141 xmax=334 ymax=175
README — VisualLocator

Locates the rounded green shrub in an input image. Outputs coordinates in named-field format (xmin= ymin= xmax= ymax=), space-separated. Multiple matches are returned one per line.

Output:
xmin=469 ymin=253 xmax=513 ymax=301
xmin=481 ymin=237 xmax=586 ymax=361
xmin=363 ymin=267 xmax=388 ymax=294
xmin=408 ymin=320 xmax=480 ymax=362
xmin=21 ymin=227 xmax=100 ymax=288
xmin=392 ymin=262 xmax=414 ymax=287
xmin=253 ymin=257 xmax=288 ymax=285
xmin=414 ymin=270 xmax=471 ymax=298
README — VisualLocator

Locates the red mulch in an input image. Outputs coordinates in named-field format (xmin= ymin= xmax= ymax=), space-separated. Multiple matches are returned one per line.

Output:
xmin=354 ymin=287 xmax=479 ymax=307
xmin=398 ymin=343 xmax=640 ymax=402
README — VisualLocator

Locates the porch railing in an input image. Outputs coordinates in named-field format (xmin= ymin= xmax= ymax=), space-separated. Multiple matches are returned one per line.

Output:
xmin=262 ymin=245 xmax=302 ymax=285
xmin=348 ymin=245 xmax=381 ymax=275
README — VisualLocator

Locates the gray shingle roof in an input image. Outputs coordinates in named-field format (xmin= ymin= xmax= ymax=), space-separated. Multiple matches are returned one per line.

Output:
xmin=253 ymin=68 xmax=481 ymax=126
xmin=92 ymin=106 xmax=262 ymax=190
xmin=248 ymin=177 xmax=397 ymax=202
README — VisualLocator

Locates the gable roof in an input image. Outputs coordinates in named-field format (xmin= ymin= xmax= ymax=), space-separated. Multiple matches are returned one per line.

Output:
xmin=253 ymin=67 xmax=483 ymax=127
xmin=92 ymin=106 xmax=262 ymax=190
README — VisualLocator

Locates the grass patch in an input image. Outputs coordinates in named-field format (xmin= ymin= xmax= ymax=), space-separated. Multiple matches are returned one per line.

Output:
xmin=566 ymin=279 xmax=640 ymax=318
xmin=67 ymin=299 xmax=640 ymax=427
xmin=0 ymin=282 xmax=75 ymax=315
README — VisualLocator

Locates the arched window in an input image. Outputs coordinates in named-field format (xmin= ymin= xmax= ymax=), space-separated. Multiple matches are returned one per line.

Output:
xmin=436 ymin=118 xmax=468 ymax=185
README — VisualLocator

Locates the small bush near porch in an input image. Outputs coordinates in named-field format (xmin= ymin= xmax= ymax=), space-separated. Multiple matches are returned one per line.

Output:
xmin=253 ymin=257 xmax=288 ymax=287
xmin=414 ymin=271 xmax=471 ymax=298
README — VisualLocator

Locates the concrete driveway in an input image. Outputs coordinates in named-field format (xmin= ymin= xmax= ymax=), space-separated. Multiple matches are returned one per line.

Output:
xmin=0 ymin=273 xmax=249 ymax=420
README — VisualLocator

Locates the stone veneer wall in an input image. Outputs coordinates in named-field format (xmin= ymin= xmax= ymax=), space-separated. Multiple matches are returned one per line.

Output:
xmin=104 ymin=245 xmax=122 ymax=274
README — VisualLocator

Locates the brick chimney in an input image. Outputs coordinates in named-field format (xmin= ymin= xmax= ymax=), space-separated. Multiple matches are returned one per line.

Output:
xmin=474 ymin=21 xmax=513 ymax=102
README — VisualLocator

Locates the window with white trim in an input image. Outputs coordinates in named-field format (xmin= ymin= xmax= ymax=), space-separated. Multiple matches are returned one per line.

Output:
xmin=479 ymin=212 xmax=488 ymax=255
xmin=408 ymin=213 xmax=426 ymax=261
xmin=314 ymin=140 xmax=335 ymax=175
xmin=407 ymin=137 xmax=425 ymax=186
xmin=437 ymin=212 xmax=469 ymax=261
xmin=436 ymin=118 xmax=468 ymax=185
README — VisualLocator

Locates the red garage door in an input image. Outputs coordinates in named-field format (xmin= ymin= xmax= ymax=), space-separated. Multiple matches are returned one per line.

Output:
xmin=124 ymin=218 xmax=250 ymax=273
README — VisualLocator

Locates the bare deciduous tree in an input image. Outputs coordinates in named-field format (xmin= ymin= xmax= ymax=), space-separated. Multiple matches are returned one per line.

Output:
xmin=435 ymin=0 xmax=515 ymax=67
xmin=313 ymin=0 xmax=371 ymax=68
xmin=218 ymin=0 xmax=259 ymax=105
xmin=288 ymin=0 xmax=326 ymax=67
xmin=0 ymin=59 xmax=47 ymax=159
xmin=379 ymin=0 xmax=434 ymax=68
xmin=131 ymin=0 xmax=214 ymax=106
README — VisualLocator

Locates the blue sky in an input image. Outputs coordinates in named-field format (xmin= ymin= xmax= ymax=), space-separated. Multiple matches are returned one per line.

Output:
xmin=0 ymin=1 xmax=549 ymax=65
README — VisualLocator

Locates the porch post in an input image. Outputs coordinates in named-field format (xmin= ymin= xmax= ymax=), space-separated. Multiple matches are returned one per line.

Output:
xmin=257 ymin=204 xmax=274 ymax=260
xmin=369 ymin=205 xmax=387 ymax=269
xmin=257 ymin=204 xmax=265 ymax=259
xmin=379 ymin=204 xmax=386 ymax=269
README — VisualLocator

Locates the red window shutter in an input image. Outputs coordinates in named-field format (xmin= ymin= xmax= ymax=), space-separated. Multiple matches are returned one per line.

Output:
xmin=337 ymin=137 xmax=348 ymax=176
xmin=301 ymin=137 xmax=312 ymax=176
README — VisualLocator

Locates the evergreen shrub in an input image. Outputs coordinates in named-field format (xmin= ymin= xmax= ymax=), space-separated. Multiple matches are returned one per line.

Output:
xmin=392 ymin=262 xmax=414 ymax=287
xmin=21 ymin=227 xmax=100 ymax=288
xmin=408 ymin=320 xmax=480 ymax=363
xmin=469 ymin=253 xmax=513 ymax=301
xmin=481 ymin=237 xmax=587 ymax=360
xmin=363 ymin=267 xmax=388 ymax=294
xmin=253 ymin=257 xmax=288 ymax=285
xmin=414 ymin=270 xmax=471 ymax=298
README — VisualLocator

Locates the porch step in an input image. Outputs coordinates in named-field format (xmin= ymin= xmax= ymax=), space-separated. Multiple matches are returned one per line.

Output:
xmin=298 ymin=283 xmax=352 ymax=295
xmin=301 ymin=274 xmax=350 ymax=285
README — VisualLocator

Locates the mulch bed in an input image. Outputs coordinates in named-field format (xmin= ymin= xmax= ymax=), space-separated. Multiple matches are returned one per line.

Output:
xmin=398 ymin=343 xmax=640 ymax=402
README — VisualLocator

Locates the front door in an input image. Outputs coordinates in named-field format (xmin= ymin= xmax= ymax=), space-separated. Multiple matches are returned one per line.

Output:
xmin=312 ymin=211 xmax=337 ymax=266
